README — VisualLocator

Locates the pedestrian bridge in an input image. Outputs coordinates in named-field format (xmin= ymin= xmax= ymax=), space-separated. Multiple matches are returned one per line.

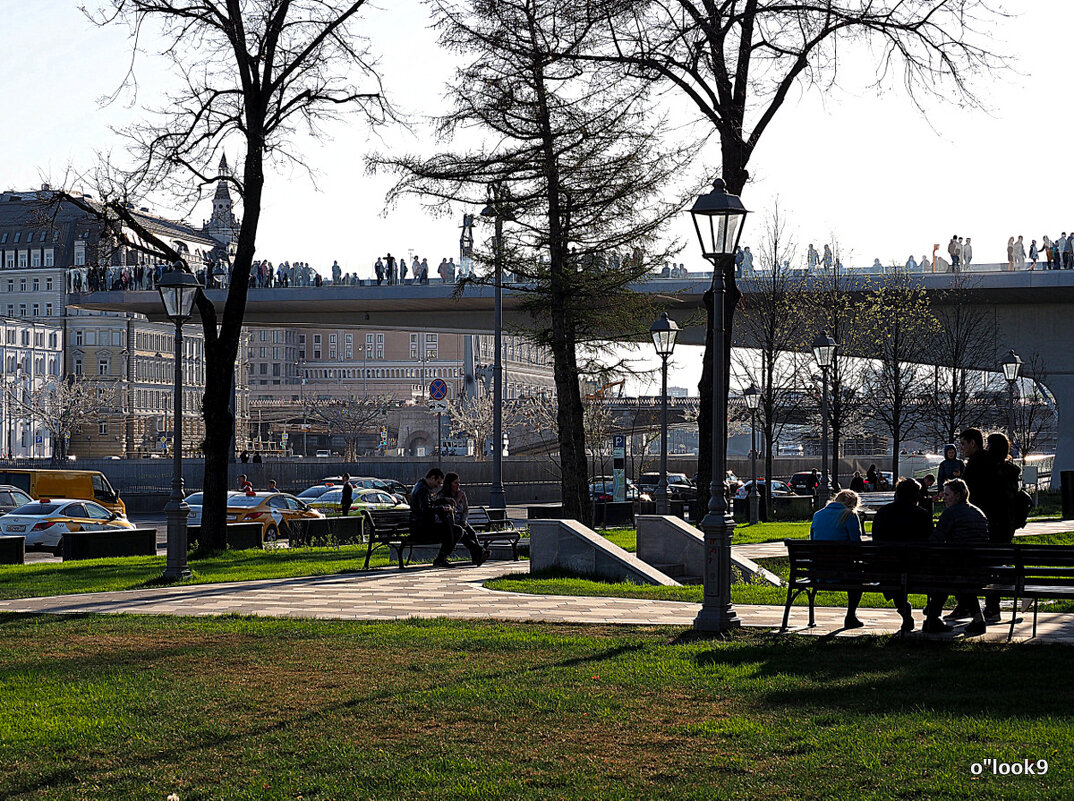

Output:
xmin=69 ymin=265 xmax=1074 ymax=485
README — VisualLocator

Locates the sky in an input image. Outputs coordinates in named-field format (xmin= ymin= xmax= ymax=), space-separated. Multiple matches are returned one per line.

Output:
xmin=1 ymin=0 xmax=1064 ymax=394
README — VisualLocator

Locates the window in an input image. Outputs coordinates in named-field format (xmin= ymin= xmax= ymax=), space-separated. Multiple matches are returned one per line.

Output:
xmin=31 ymin=252 xmax=41 ymax=268
xmin=0 ymin=233 xmax=5 ymax=244
xmin=3 ymin=254 xmax=11 ymax=269
xmin=74 ymin=248 xmax=85 ymax=266
xmin=376 ymin=333 xmax=384 ymax=360
xmin=99 ymin=357 xmax=109 ymax=376
xmin=31 ymin=304 xmax=39 ymax=317
xmin=13 ymin=233 xmax=20 ymax=244
xmin=410 ymin=333 xmax=418 ymax=359
xmin=98 ymin=422 xmax=108 ymax=436
xmin=259 ymin=363 xmax=267 ymax=375
xmin=272 ymin=364 xmax=280 ymax=377
xmin=17 ymin=252 xmax=27 ymax=268
xmin=272 ymin=347 xmax=280 ymax=360
xmin=44 ymin=250 xmax=54 ymax=268
xmin=259 ymin=330 xmax=268 ymax=341
xmin=32 ymin=279 xmax=39 ymax=291
xmin=74 ymin=357 xmax=83 ymax=375
xmin=18 ymin=279 xmax=25 ymax=292
xmin=4 ymin=305 xmax=11 ymax=317
xmin=18 ymin=304 xmax=25 ymax=317
xmin=5 ymin=280 xmax=11 ymax=292
xmin=313 ymin=349 xmax=321 ymax=359
xmin=75 ymin=330 xmax=83 ymax=346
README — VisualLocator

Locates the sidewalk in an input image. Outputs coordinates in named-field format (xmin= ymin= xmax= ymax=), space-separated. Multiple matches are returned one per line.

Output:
xmin=2 ymin=559 xmax=1072 ymax=642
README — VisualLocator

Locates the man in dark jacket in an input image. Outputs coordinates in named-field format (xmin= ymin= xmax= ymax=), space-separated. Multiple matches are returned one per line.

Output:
xmin=923 ymin=479 xmax=989 ymax=635
xmin=410 ymin=468 xmax=487 ymax=568
xmin=872 ymin=478 xmax=933 ymax=632
xmin=340 ymin=472 xmax=353 ymax=517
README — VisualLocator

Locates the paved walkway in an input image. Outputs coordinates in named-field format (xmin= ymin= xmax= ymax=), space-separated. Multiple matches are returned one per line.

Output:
xmin=2 ymin=559 xmax=1072 ymax=642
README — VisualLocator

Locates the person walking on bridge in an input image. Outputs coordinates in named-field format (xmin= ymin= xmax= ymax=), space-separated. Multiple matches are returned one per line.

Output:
xmin=1013 ymin=236 xmax=1026 ymax=270
xmin=948 ymin=235 xmax=960 ymax=271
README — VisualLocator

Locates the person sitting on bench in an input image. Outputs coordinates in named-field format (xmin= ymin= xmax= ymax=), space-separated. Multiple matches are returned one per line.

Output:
xmin=923 ymin=479 xmax=989 ymax=635
xmin=810 ymin=489 xmax=865 ymax=630
xmin=872 ymin=477 xmax=933 ymax=632
xmin=409 ymin=468 xmax=487 ymax=568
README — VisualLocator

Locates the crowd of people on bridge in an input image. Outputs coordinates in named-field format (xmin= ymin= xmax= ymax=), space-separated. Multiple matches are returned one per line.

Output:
xmin=809 ymin=427 xmax=1027 ymax=636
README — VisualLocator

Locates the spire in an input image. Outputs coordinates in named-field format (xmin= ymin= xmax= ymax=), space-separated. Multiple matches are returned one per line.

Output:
xmin=214 ymin=153 xmax=232 ymax=202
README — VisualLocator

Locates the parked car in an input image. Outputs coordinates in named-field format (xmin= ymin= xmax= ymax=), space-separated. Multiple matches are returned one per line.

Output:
xmin=0 ymin=469 xmax=126 ymax=515
xmin=315 ymin=450 xmax=332 ymax=458
xmin=734 ymin=479 xmax=793 ymax=500
xmin=297 ymin=484 xmax=340 ymax=501
xmin=320 ymin=476 xmax=410 ymax=503
xmin=788 ymin=471 xmax=822 ymax=496
xmin=689 ymin=471 xmax=743 ymax=495
xmin=589 ymin=477 xmax=652 ymax=503
xmin=185 ymin=491 xmax=241 ymax=527
xmin=638 ymin=472 xmax=697 ymax=500
xmin=0 ymin=498 xmax=134 ymax=555
xmin=0 ymin=485 xmax=34 ymax=516
xmin=307 ymin=487 xmax=409 ymax=517
xmin=225 ymin=492 xmax=324 ymax=541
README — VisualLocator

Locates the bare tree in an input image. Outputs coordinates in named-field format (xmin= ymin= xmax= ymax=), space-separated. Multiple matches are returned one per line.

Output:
xmin=6 ymin=377 xmax=121 ymax=464
xmin=375 ymin=0 xmax=692 ymax=524
xmin=810 ymin=245 xmax=871 ymax=489
xmin=924 ymin=271 xmax=998 ymax=448
xmin=62 ymin=0 xmax=389 ymax=548
xmin=308 ymin=395 xmax=393 ymax=461
xmin=859 ymin=263 xmax=939 ymax=476
xmin=732 ymin=202 xmax=810 ymax=513
xmin=584 ymin=397 xmax=617 ymax=483
xmin=1012 ymin=353 xmax=1055 ymax=462
xmin=448 ymin=394 xmax=524 ymax=461
xmin=587 ymin=0 xmax=1009 ymax=502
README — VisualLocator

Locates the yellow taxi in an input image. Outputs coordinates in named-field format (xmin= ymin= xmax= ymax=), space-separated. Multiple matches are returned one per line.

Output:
xmin=307 ymin=487 xmax=410 ymax=517
xmin=226 ymin=492 xmax=323 ymax=541
xmin=0 ymin=498 xmax=135 ymax=555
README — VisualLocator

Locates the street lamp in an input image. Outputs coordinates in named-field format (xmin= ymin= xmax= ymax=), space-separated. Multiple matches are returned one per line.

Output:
xmin=743 ymin=384 xmax=761 ymax=525
xmin=690 ymin=177 xmax=748 ymax=633
xmin=157 ymin=268 xmax=202 ymax=581
xmin=650 ymin=312 xmax=680 ymax=515
xmin=480 ymin=181 xmax=515 ymax=510
xmin=812 ymin=332 xmax=837 ymax=501
xmin=1001 ymin=349 xmax=1022 ymax=445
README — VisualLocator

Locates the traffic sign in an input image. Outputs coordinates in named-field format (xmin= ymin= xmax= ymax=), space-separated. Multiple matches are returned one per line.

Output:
xmin=429 ymin=378 xmax=449 ymax=400
xmin=428 ymin=399 xmax=449 ymax=413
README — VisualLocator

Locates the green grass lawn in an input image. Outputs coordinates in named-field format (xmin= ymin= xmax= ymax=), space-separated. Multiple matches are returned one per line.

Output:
xmin=0 ymin=545 xmax=398 ymax=600
xmin=0 ymin=614 xmax=1070 ymax=800
xmin=488 ymin=531 xmax=1074 ymax=612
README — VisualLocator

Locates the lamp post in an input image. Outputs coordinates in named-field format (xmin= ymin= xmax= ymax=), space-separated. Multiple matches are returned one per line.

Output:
xmin=690 ymin=177 xmax=748 ymax=633
xmin=480 ymin=181 xmax=515 ymax=510
xmin=650 ymin=312 xmax=680 ymax=515
xmin=1001 ymin=349 xmax=1022 ymax=445
xmin=743 ymin=384 xmax=760 ymax=525
xmin=157 ymin=269 xmax=202 ymax=581
xmin=812 ymin=332 xmax=837 ymax=502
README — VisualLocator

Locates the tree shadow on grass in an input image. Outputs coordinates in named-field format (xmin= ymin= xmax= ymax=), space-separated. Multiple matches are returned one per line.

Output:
xmin=686 ymin=632 xmax=1074 ymax=719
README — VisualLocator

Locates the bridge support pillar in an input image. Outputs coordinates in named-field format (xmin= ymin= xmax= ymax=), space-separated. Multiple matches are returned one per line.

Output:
xmin=1048 ymin=374 xmax=1074 ymax=490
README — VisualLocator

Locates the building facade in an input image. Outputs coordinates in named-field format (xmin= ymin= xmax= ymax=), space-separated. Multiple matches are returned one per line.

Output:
xmin=0 ymin=318 xmax=64 ymax=459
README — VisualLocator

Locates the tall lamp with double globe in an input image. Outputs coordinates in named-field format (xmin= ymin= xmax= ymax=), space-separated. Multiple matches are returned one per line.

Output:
xmin=650 ymin=312 xmax=680 ymax=515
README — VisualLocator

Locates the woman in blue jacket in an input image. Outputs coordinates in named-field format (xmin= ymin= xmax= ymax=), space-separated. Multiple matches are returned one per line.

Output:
xmin=810 ymin=489 xmax=864 ymax=628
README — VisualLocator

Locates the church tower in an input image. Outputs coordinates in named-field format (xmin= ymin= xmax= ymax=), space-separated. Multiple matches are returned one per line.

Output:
xmin=206 ymin=153 xmax=240 ymax=245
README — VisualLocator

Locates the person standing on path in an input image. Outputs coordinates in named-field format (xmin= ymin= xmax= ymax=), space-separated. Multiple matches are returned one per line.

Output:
xmin=962 ymin=237 xmax=973 ymax=268
xmin=1006 ymin=237 xmax=1015 ymax=271
xmin=948 ymin=235 xmax=960 ymax=270
xmin=1013 ymin=236 xmax=1026 ymax=270
xmin=341 ymin=473 xmax=353 ymax=517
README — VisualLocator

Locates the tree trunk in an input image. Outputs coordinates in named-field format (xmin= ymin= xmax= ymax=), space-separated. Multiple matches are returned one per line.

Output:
xmin=198 ymin=144 xmax=264 ymax=550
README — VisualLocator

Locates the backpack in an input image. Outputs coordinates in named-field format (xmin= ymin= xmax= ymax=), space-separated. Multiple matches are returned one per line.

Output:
xmin=999 ymin=460 xmax=1032 ymax=530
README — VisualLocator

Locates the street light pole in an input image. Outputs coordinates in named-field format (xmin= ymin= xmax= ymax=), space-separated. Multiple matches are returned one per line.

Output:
xmin=481 ymin=182 xmax=514 ymax=510
xmin=158 ymin=269 xmax=202 ymax=582
xmin=812 ymin=333 xmax=837 ymax=504
xmin=743 ymin=384 xmax=760 ymax=525
xmin=690 ymin=178 xmax=748 ymax=633
xmin=650 ymin=312 xmax=680 ymax=515
xmin=1001 ymin=349 xmax=1023 ymax=447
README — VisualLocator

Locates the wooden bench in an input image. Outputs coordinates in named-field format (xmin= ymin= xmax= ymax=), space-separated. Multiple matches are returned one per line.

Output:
xmin=1015 ymin=545 xmax=1074 ymax=637
xmin=467 ymin=506 xmax=523 ymax=561
xmin=362 ymin=509 xmax=413 ymax=569
xmin=783 ymin=540 xmax=1022 ymax=638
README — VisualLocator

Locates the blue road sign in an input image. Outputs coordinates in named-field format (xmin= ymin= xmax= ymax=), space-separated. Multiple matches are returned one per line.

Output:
xmin=429 ymin=378 xmax=449 ymax=400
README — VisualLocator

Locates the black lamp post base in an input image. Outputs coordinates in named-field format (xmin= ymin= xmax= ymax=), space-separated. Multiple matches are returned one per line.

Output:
xmin=694 ymin=510 xmax=741 ymax=632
